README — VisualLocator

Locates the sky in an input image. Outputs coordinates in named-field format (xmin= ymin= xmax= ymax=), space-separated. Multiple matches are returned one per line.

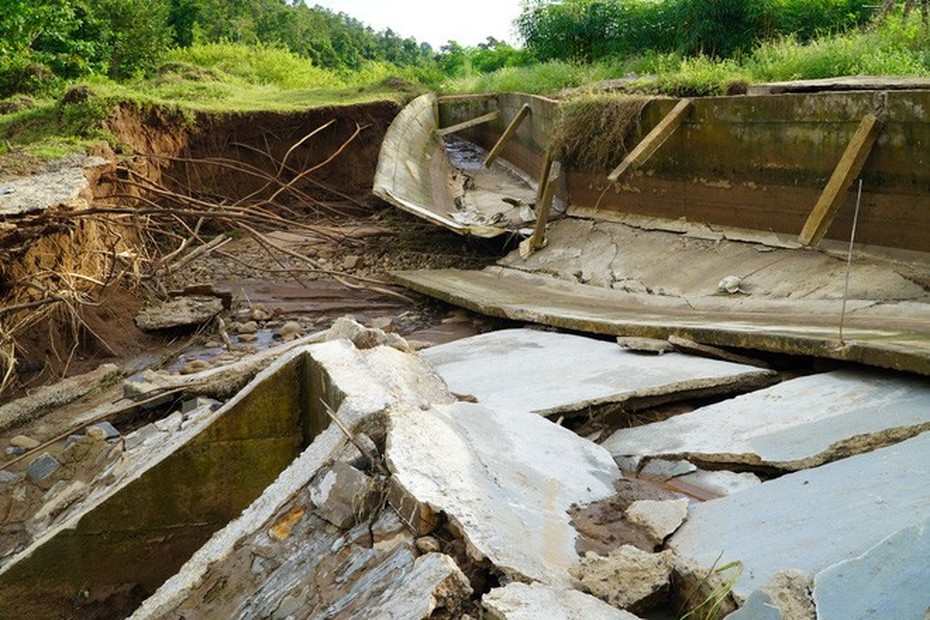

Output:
xmin=307 ymin=0 xmax=525 ymax=49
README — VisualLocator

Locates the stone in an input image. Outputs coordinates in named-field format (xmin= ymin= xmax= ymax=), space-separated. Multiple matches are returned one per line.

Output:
xmin=483 ymin=582 xmax=641 ymax=619
xmin=180 ymin=397 xmax=219 ymax=415
xmin=387 ymin=400 xmax=621 ymax=586
xmin=85 ymin=426 xmax=108 ymax=441
xmin=238 ymin=334 xmax=258 ymax=343
xmin=669 ymin=432 xmax=930 ymax=600
xmin=135 ymin=296 xmax=224 ymax=331
xmin=27 ymin=453 xmax=62 ymax=483
xmin=9 ymin=436 xmax=40 ymax=450
xmin=422 ymin=328 xmax=773 ymax=416
xmin=812 ymin=518 xmax=930 ymax=620
xmin=639 ymin=459 xmax=696 ymax=479
xmin=238 ymin=321 xmax=259 ymax=335
xmin=625 ymin=499 xmax=689 ymax=544
xmin=673 ymin=469 xmax=761 ymax=498
xmin=278 ymin=321 xmax=301 ymax=342
xmin=154 ymin=411 xmax=183 ymax=433
xmin=717 ymin=275 xmax=743 ymax=294
xmin=180 ymin=359 xmax=210 ymax=375
xmin=415 ymin=536 xmax=441 ymax=554
xmin=604 ymin=369 xmax=930 ymax=470
xmin=342 ymin=255 xmax=364 ymax=270
xmin=5 ymin=447 xmax=25 ymax=457
xmin=369 ymin=317 xmax=396 ymax=332
xmin=0 ymin=470 xmax=22 ymax=485
xmin=726 ymin=570 xmax=814 ymax=620
xmin=87 ymin=422 xmax=120 ymax=440
xmin=308 ymin=462 xmax=378 ymax=529
xmin=124 ymin=424 xmax=160 ymax=451
xmin=570 ymin=546 xmax=675 ymax=613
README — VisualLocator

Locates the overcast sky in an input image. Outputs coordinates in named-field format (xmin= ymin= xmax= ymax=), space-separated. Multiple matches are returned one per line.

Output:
xmin=307 ymin=1 xmax=525 ymax=49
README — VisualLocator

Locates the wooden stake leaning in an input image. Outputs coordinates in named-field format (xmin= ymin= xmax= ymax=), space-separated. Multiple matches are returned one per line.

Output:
xmin=607 ymin=99 xmax=691 ymax=182
xmin=483 ymin=104 xmax=531 ymax=168
xmin=436 ymin=111 xmax=500 ymax=137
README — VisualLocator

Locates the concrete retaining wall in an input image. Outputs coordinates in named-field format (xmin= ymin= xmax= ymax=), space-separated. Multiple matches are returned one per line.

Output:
xmin=439 ymin=91 xmax=930 ymax=252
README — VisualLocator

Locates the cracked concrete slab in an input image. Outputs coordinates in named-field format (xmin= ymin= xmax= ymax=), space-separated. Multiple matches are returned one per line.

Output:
xmin=421 ymin=328 xmax=775 ymax=416
xmin=0 ymin=154 xmax=109 ymax=217
xmin=386 ymin=400 xmax=621 ymax=586
xmin=483 ymin=582 xmax=641 ymax=619
xmin=603 ymin=369 xmax=930 ymax=470
xmin=812 ymin=518 xmax=930 ymax=620
xmin=668 ymin=432 xmax=930 ymax=601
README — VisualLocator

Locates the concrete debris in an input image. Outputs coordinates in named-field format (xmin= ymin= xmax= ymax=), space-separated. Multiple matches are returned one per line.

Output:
xmin=134 ymin=295 xmax=224 ymax=331
xmin=717 ymin=275 xmax=742 ymax=294
xmin=124 ymin=423 xmax=160 ymax=451
xmin=570 ymin=546 xmax=675 ymax=614
xmin=812 ymin=518 xmax=930 ymax=620
xmin=672 ymin=469 xmax=762 ymax=499
xmin=639 ymin=458 xmax=696 ymax=479
xmin=86 ymin=421 xmax=120 ymax=440
xmin=415 ymin=536 xmax=441 ymax=554
xmin=308 ymin=461 xmax=380 ymax=529
xmin=604 ymin=369 xmax=930 ymax=470
xmin=0 ymin=363 xmax=120 ymax=432
xmin=0 ymin=154 xmax=109 ymax=217
xmin=669 ymin=432 xmax=930 ymax=600
xmin=616 ymin=336 xmax=675 ymax=354
xmin=726 ymin=570 xmax=815 ymax=620
xmin=422 ymin=328 xmax=774 ymax=416
xmin=625 ymin=499 xmax=689 ymax=545
xmin=279 ymin=321 xmax=302 ymax=341
xmin=0 ymin=471 xmax=22 ymax=485
xmin=26 ymin=453 xmax=61 ymax=483
xmin=483 ymin=582 xmax=642 ymax=619
xmin=386 ymin=400 xmax=621 ymax=586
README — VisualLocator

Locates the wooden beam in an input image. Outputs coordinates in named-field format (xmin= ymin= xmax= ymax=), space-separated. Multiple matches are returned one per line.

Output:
xmin=436 ymin=111 xmax=500 ymax=137
xmin=798 ymin=113 xmax=882 ymax=247
xmin=483 ymin=104 xmax=531 ymax=168
xmin=607 ymin=99 xmax=691 ymax=182
xmin=525 ymin=149 xmax=559 ymax=255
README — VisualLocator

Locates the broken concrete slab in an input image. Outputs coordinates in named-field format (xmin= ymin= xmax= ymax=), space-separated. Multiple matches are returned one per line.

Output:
xmin=604 ymin=369 xmax=930 ymax=470
xmin=386 ymin=400 xmax=621 ymax=586
xmin=483 ymin=582 xmax=641 ymax=619
xmin=671 ymin=469 xmax=762 ymax=499
xmin=625 ymin=499 xmax=689 ymax=545
xmin=308 ymin=461 xmax=378 ymax=529
xmin=570 ymin=546 xmax=675 ymax=614
xmin=0 ymin=154 xmax=109 ymax=217
xmin=812 ymin=518 xmax=930 ymax=620
xmin=726 ymin=570 xmax=815 ymax=620
xmin=0 ymin=363 xmax=120 ymax=432
xmin=422 ymin=328 xmax=775 ymax=416
xmin=135 ymin=295 xmax=224 ymax=331
xmin=669 ymin=432 xmax=930 ymax=601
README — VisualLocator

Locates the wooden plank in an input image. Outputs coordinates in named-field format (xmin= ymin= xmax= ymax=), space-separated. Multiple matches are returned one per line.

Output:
xmin=607 ymin=99 xmax=691 ymax=182
xmin=483 ymin=104 xmax=531 ymax=168
xmin=437 ymin=111 xmax=500 ymax=137
xmin=528 ymin=162 xmax=561 ymax=253
xmin=799 ymin=114 xmax=882 ymax=247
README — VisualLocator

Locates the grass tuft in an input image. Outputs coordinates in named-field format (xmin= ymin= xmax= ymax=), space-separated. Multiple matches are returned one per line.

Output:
xmin=549 ymin=93 xmax=651 ymax=170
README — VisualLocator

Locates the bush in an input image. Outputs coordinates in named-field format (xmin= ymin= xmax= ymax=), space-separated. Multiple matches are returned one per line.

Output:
xmin=0 ymin=55 xmax=58 ymax=98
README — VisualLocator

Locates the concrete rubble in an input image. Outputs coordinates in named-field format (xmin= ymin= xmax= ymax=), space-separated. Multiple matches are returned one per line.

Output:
xmin=134 ymin=295 xmax=225 ymax=330
xmin=570 ymin=546 xmax=675 ymax=613
xmin=483 ymin=582 xmax=642 ymax=619
xmin=422 ymin=328 xmax=775 ymax=416
xmin=604 ymin=369 xmax=930 ymax=470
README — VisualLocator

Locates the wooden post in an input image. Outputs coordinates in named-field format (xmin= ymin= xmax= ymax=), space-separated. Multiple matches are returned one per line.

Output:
xmin=798 ymin=113 xmax=882 ymax=247
xmin=524 ymin=148 xmax=558 ymax=255
xmin=483 ymin=104 xmax=531 ymax=168
xmin=607 ymin=99 xmax=691 ymax=182
xmin=436 ymin=111 xmax=500 ymax=137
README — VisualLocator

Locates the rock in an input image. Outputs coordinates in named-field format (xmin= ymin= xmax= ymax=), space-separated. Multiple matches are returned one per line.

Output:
xmin=616 ymin=336 xmax=674 ymax=354
xmin=421 ymin=328 xmax=774 ymax=416
xmin=279 ymin=321 xmax=301 ymax=341
xmin=308 ymin=461 xmax=379 ymax=529
xmin=181 ymin=397 xmax=219 ymax=415
xmin=5 ymin=446 xmax=25 ymax=457
xmin=369 ymin=316 xmax=396 ymax=332
xmin=180 ymin=359 xmax=210 ymax=375
xmin=387 ymin=400 xmax=621 ymax=586
xmin=125 ymin=424 xmax=160 ymax=450
xmin=483 ymin=582 xmax=642 ymax=619
xmin=0 ymin=470 xmax=23 ymax=485
xmin=604 ymin=369 xmax=930 ymax=471
xmin=85 ymin=426 xmax=109 ymax=441
xmin=154 ymin=411 xmax=183 ymax=433
xmin=87 ymin=422 xmax=120 ymax=440
xmin=625 ymin=499 xmax=689 ymax=545
xmin=135 ymin=295 xmax=224 ymax=331
xmin=674 ymin=469 xmax=761 ymax=498
xmin=238 ymin=334 xmax=258 ymax=343
xmin=718 ymin=275 xmax=742 ymax=294
xmin=9 ymin=435 xmax=40 ymax=450
xmin=570 ymin=546 xmax=675 ymax=613
xmin=415 ymin=536 xmax=441 ymax=554
xmin=370 ymin=509 xmax=411 ymax=547
xmin=27 ymin=453 xmax=62 ymax=483
xmin=812 ymin=518 xmax=930 ymax=620
xmin=669 ymin=432 xmax=930 ymax=600
xmin=639 ymin=459 xmax=696 ymax=479
xmin=237 ymin=321 xmax=259 ymax=335
xmin=726 ymin=570 xmax=814 ymax=620
xmin=250 ymin=305 xmax=272 ymax=322
xmin=342 ymin=255 xmax=364 ymax=270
